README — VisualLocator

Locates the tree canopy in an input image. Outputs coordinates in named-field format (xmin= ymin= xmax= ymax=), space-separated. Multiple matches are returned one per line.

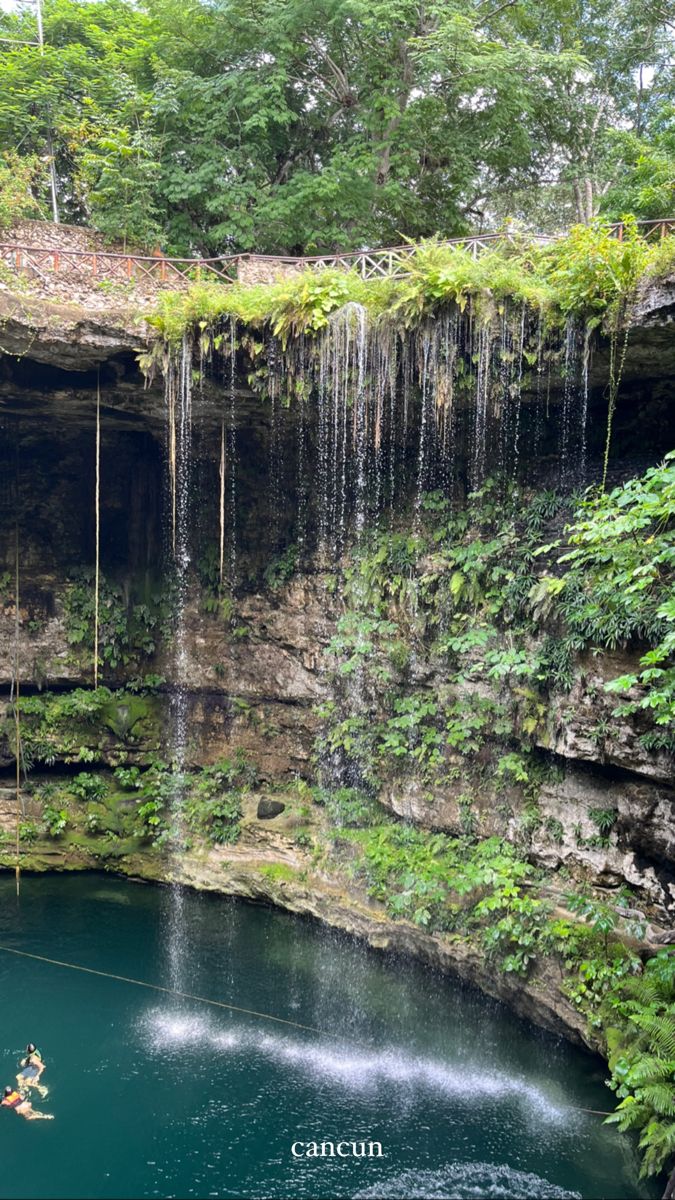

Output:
xmin=0 ymin=0 xmax=673 ymax=253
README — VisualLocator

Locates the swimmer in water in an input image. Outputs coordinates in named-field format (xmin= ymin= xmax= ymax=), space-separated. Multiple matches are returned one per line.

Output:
xmin=2 ymin=1085 xmax=53 ymax=1120
xmin=17 ymin=1044 xmax=48 ymax=1098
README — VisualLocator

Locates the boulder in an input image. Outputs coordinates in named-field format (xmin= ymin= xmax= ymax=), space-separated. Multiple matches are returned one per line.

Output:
xmin=257 ymin=798 xmax=286 ymax=820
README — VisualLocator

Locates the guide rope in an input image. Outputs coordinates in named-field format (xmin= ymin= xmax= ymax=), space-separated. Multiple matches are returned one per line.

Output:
xmin=0 ymin=943 xmax=329 ymax=1037
xmin=93 ymin=370 xmax=101 ymax=689
xmin=12 ymin=434 xmax=21 ymax=899
xmin=0 ymin=943 xmax=614 ymax=1115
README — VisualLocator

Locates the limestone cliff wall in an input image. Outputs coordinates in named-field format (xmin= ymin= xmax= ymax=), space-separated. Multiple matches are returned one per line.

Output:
xmin=0 ymin=278 xmax=673 ymax=931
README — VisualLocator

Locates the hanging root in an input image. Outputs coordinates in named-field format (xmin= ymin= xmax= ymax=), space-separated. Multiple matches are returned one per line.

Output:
xmin=219 ymin=418 xmax=225 ymax=589
xmin=94 ymin=371 xmax=101 ymax=689
xmin=602 ymin=313 xmax=630 ymax=493
xmin=13 ymin=473 xmax=20 ymax=898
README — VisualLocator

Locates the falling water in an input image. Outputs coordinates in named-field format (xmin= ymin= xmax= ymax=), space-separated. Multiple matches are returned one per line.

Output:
xmin=559 ymin=320 xmax=581 ymax=488
xmin=471 ymin=323 xmax=491 ymax=490
xmin=414 ymin=328 xmax=433 ymax=525
xmin=267 ymin=334 xmax=283 ymax=549
xmin=164 ymin=334 xmax=194 ymax=991
xmin=511 ymin=303 xmax=526 ymax=478
xmin=296 ymin=386 xmax=308 ymax=555
xmin=532 ymin=311 xmax=546 ymax=465
xmin=192 ymin=294 xmax=594 ymax=583
xmin=227 ymin=319 xmax=238 ymax=590
xmin=350 ymin=303 xmax=369 ymax=540
xmin=580 ymin=325 xmax=592 ymax=483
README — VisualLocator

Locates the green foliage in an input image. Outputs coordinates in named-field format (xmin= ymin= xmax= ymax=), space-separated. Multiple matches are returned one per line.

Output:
xmin=11 ymin=687 xmax=156 ymax=767
xmin=134 ymin=796 xmax=162 ymax=835
xmin=183 ymin=753 xmax=256 ymax=845
xmin=263 ymin=544 xmax=299 ymax=591
xmin=346 ymin=825 xmax=542 ymax=955
xmin=551 ymin=453 xmax=675 ymax=737
xmin=0 ymin=151 xmax=44 ymax=227
xmin=602 ymin=105 xmax=675 ymax=221
xmin=589 ymin=807 xmax=618 ymax=835
xmin=70 ymin=772 xmax=108 ymax=802
xmin=0 ymin=0 xmax=671 ymax=252
xmin=540 ymin=218 xmax=648 ymax=318
xmin=314 ymin=786 xmax=383 ymax=829
xmin=567 ymin=892 xmax=618 ymax=956
xmin=63 ymin=571 xmax=170 ymax=671
xmin=604 ymin=951 xmax=675 ymax=1178
xmin=318 ymin=482 xmax=566 ymax=799
xmin=18 ymin=820 xmax=39 ymax=845
xmin=82 ymin=126 xmax=162 ymax=249
xmin=113 ymin=765 xmax=143 ymax=791
xmin=38 ymin=753 xmax=258 ymax=848
xmin=477 ymin=884 xmax=551 ymax=976
xmin=0 ymin=0 xmax=585 ymax=251
xmin=151 ymin=225 xmax=673 ymax=347
xmin=42 ymin=799 xmax=68 ymax=837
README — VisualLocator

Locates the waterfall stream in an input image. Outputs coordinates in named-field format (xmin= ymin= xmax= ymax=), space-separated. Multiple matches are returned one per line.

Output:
xmin=274 ymin=299 xmax=593 ymax=562
xmin=164 ymin=334 xmax=194 ymax=990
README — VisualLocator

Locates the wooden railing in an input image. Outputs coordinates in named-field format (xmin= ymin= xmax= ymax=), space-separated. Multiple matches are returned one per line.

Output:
xmin=0 ymin=218 xmax=673 ymax=291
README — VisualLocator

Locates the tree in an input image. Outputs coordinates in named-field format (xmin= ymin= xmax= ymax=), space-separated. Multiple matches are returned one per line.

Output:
xmin=0 ymin=0 xmax=672 ymax=251
xmin=83 ymin=128 xmax=162 ymax=248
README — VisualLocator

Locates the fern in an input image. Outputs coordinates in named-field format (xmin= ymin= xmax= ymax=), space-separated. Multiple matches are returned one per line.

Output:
xmin=642 ymin=1015 xmax=675 ymax=1059
xmin=603 ymin=950 xmax=675 ymax=1176
xmin=638 ymin=1084 xmax=675 ymax=1118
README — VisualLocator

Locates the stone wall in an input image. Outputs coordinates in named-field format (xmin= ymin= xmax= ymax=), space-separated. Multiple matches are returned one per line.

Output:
xmin=0 ymin=219 xmax=109 ymax=252
xmin=236 ymin=256 xmax=306 ymax=287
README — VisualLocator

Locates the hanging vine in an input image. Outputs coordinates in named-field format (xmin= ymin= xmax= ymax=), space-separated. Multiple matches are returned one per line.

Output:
xmin=601 ymin=315 xmax=631 ymax=492
xmin=93 ymin=370 xmax=101 ymax=688
xmin=12 ymin=443 xmax=21 ymax=897
xmin=219 ymin=417 xmax=225 ymax=589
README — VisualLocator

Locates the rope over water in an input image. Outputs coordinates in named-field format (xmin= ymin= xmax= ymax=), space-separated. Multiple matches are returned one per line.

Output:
xmin=0 ymin=943 xmax=328 ymax=1037
xmin=0 ymin=943 xmax=613 ymax=1115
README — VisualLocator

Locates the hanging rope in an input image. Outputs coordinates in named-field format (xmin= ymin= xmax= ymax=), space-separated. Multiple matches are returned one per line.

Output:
xmin=601 ymin=318 xmax=630 ymax=492
xmin=167 ymin=366 xmax=177 ymax=555
xmin=93 ymin=370 xmax=101 ymax=689
xmin=0 ymin=943 xmax=329 ymax=1038
xmin=13 ymin=512 xmax=20 ymax=899
xmin=219 ymin=417 xmax=225 ymax=589
xmin=11 ymin=427 xmax=21 ymax=897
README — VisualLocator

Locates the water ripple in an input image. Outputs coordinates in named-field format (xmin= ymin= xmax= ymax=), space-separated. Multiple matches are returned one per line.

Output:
xmin=354 ymin=1162 xmax=581 ymax=1199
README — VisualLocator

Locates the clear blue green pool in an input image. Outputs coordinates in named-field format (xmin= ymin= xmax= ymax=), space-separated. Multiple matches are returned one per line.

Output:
xmin=0 ymin=873 xmax=657 ymax=1199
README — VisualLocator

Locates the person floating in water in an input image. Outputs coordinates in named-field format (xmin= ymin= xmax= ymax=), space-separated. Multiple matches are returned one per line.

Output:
xmin=17 ymin=1043 xmax=48 ymax=1098
xmin=2 ymin=1085 xmax=53 ymax=1120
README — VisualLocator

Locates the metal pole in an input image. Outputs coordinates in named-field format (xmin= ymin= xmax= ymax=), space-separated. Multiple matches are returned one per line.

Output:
xmin=35 ymin=0 xmax=59 ymax=223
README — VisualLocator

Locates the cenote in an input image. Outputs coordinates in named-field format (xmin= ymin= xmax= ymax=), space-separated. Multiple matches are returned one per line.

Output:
xmin=1 ymin=212 xmax=674 ymax=1200
xmin=0 ymin=873 xmax=657 ymax=1200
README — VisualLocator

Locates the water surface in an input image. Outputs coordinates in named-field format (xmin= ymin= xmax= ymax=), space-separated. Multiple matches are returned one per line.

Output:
xmin=0 ymin=874 xmax=656 ymax=1199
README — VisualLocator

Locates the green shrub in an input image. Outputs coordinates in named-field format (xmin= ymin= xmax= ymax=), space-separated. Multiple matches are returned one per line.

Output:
xmin=0 ymin=152 xmax=43 ymax=228
xmin=316 ymin=787 xmax=382 ymax=828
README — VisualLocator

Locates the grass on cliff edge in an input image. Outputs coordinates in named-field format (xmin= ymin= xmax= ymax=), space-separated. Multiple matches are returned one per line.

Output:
xmin=148 ymin=220 xmax=675 ymax=346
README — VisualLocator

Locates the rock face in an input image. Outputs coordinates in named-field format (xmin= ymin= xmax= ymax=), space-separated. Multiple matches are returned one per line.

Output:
xmin=0 ymin=292 xmax=148 ymax=371
xmin=0 ymin=271 xmax=674 ymax=1046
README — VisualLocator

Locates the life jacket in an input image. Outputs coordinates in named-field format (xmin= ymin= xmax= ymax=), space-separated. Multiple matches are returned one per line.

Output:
xmin=3 ymin=1090 xmax=23 ymax=1109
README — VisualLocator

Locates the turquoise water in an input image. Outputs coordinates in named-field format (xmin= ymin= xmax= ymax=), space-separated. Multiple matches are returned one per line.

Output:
xmin=0 ymin=873 xmax=657 ymax=1199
